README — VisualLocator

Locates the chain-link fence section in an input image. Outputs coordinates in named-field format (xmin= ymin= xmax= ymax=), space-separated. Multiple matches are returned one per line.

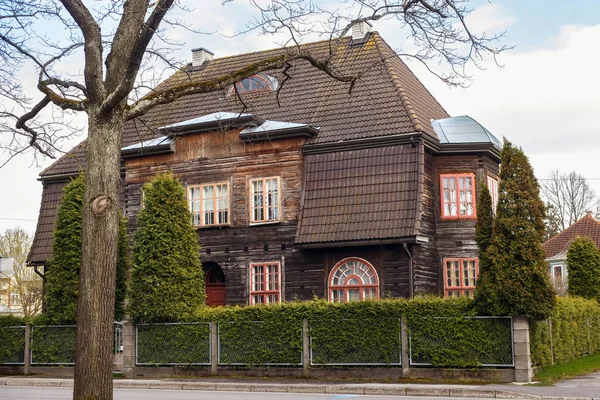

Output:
xmin=136 ymin=323 xmax=210 ymax=365
xmin=31 ymin=325 xmax=76 ymax=365
xmin=409 ymin=316 xmax=513 ymax=367
xmin=218 ymin=321 xmax=302 ymax=365
xmin=114 ymin=322 xmax=124 ymax=371
xmin=310 ymin=318 xmax=402 ymax=365
xmin=0 ymin=326 xmax=25 ymax=365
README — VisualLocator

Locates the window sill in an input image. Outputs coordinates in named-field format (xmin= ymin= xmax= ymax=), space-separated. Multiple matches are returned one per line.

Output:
xmin=194 ymin=224 xmax=230 ymax=229
xmin=249 ymin=220 xmax=281 ymax=227
xmin=441 ymin=216 xmax=477 ymax=221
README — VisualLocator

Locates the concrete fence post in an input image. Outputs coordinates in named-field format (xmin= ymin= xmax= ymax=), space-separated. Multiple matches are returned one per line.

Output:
xmin=513 ymin=316 xmax=532 ymax=383
xmin=122 ymin=322 xmax=136 ymax=378
xmin=400 ymin=317 xmax=409 ymax=378
xmin=302 ymin=318 xmax=310 ymax=378
xmin=23 ymin=324 xmax=31 ymax=375
xmin=210 ymin=321 xmax=218 ymax=375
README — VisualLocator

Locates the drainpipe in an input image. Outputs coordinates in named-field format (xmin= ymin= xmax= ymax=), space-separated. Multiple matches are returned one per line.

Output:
xmin=403 ymin=243 xmax=414 ymax=298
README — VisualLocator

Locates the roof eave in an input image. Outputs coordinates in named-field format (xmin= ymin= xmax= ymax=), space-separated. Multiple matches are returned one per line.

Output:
xmin=240 ymin=126 xmax=318 ymax=143
xmin=295 ymin=236 xmax=421 ymax=249
xmin=159 ymin=115 xmax=264 ymax=135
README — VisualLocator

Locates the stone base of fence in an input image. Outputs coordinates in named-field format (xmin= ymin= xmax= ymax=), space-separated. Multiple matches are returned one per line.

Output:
xmin=122 ymin=365 xmax=516 ymax=382
xmin=513 ymin=316 xmax=533 ymax=383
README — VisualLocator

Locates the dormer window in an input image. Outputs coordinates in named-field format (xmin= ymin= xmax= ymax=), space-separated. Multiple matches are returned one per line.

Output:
xmin=228 ymin=74 xmax=278 ymax=96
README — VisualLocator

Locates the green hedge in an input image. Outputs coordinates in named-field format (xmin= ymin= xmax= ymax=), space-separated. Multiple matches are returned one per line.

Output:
xmin=531 ymin=297 xmax=600 ymax=367
xmin=0 ymin=316 xmax=26 ymax=364
xmin=30 ymin=325 xmax=76 ymax=364
xmin=135 ymin=297 xmax=514 ymax=367
xmin=136 ymin=323 xmax=210 ymax=365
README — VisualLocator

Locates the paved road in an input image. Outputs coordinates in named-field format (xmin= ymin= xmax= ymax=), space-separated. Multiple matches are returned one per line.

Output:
xmin=0 ymin=387 xmax=510 ymax=400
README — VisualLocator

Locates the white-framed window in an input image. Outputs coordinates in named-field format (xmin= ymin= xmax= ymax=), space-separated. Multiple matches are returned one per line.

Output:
xmin=10 ymin=293 xmax=19 ymax=304
xmin=440 ymin=174 xmax=476 ymax=219
xmin=188 ymin=182 xmax=230 ymax=227
xmin=250 ymin=177 xmax=280 ymax=223
xmin=328 ymin=258 xmax=379 ymax=302
xmin=444 ymin=258 xmax=478 ymax=297
xmin=249 ymin=262 xmax=281 ymax=305
xmin=487 ymin=176 xmax=499 ymax=213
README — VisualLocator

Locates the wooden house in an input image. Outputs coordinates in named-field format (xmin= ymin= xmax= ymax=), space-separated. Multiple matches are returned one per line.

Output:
xmin=28 ymin=26 xmax=501 ymax=306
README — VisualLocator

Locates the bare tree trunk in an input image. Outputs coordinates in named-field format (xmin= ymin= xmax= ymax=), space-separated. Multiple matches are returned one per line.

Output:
xmin=73 ymin=106 xmax=124 ymax=400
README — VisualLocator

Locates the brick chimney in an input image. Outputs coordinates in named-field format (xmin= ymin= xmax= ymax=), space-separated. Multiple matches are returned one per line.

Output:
xmin=351 ymin=21 xmax=372 ymax=43
xmin=191 ymin=47 xmax=214 ymax=67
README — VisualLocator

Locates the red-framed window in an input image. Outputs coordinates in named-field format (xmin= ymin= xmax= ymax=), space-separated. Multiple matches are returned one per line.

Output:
xmin=487 ymin=176 xmax=499 ymax=213
xmin=188 ymin=182 xmax=229 ymax=227
xmin=444 ymin=258 xmax=478 ymax=297
xmin=228 ymin=74 xmax=275 ymax=96
xmin=249 ymin=262 xmax=281 ymax=305
xmin=440 ymin=173 xmax=476 ymax=219
xmin=250 ymin=177 xmax=280 ymax=223
xmin=328 ymin=257 xmax=379 ymax=302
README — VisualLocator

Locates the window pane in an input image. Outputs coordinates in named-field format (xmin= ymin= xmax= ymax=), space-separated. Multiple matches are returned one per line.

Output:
xmin=347 ymin=289 xmax=360 ymax=302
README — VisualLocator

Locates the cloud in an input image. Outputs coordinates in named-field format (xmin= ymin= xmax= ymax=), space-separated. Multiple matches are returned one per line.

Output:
xmin=463 ymin=3 xmax=515 ymax=36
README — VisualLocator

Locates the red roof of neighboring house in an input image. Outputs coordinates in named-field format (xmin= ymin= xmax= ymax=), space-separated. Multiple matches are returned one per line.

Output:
xmin=543 ymin=214 xmax=600 ymax=259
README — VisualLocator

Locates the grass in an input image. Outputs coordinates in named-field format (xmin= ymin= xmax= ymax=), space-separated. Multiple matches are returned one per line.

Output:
xmin=534 ymin=353 xmax=600 ymax=385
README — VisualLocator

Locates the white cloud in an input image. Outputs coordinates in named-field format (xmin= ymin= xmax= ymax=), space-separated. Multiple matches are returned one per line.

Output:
xmin=463 ymin=3 xmax=515 ymax=36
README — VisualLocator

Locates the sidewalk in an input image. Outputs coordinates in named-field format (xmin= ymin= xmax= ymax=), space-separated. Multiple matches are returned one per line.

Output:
xmin=1 ymin=375 xmax=600 ymax=399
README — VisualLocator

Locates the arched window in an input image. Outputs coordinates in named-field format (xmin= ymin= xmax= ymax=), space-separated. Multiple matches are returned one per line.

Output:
xmin=328 ymin=258 xmax=379 ymax=302
xmin=227 ymin=74 xmax=278 ymax=96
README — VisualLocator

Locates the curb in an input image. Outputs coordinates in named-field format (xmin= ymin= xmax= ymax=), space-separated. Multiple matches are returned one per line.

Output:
xmin=0 ymin=378 xmax=595 ymax=400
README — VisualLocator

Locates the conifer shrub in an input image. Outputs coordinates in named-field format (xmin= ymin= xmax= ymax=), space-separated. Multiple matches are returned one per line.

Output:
xmin=128 ymin=173 xmax=204 ymax=323
xmin=475 ymin=140 xmax=556 ymax=320
xmin=44 ymin=174 xmax=84 ymax=324
xmin=567 ymin=237 xmax=600 ymax=300
xmin=43 ymin=174 xmax=130 ymax=324
xmin=475 ymin=183 xmax=494 ymax=273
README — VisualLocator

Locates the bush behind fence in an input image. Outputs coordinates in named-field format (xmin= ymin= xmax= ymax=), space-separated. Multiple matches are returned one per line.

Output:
xmin=136 ymin=323 xmax=210 ymax=365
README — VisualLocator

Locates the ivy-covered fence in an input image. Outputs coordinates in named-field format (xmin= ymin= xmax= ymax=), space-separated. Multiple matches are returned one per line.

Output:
xmin=0 ymin=326 xmax=26 ymax=365
xmin=136 ymin=323 xmax=210 ymax=365
xmin=531 ymin=297 xmax=600 ymax=367
xmin=31 ymin=325 xmax=76 ymax=365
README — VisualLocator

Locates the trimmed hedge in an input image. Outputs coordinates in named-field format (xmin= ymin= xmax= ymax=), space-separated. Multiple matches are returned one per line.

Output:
xmin=531 ymin=297 xmax=600 ymax=367
xmin=0 ymin=316 xmax=26 ymax=364
xmin=135 ymin=297 xmax=515 ymax=367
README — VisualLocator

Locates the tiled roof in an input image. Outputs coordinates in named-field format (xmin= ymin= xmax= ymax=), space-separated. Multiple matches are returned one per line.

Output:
xmin=543 ymin=215 xmax=600 ymax=259
xmin=39 ymin=32 xmax=449 ymax=178
xmin=27 ymin=181 xmax=68 ymax=264
xmin=295 ymin=144 xmax=421 ymax=244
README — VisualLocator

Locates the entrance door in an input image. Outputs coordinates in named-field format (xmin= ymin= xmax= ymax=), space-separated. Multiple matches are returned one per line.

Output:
xmin=203 ymin=262 xmax=226 ymax=306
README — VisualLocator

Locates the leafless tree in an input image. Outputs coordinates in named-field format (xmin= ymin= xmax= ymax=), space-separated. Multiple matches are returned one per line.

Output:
xmin=541 ymin=170 xmax=599 ymax=231
xmin=0 ymin=1 xmax=508 ymax=398
xmin=0 ymin=228 xmax=43 ymax=317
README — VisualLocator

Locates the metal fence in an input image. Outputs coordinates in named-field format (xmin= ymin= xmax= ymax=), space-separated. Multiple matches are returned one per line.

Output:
xmin=114 ymin=322 xmax=124 ymax=371
xmin=0 ymin=326 xmax=26 ymax=365
xmin=218 ymin=321 xmax=302 ymax=366
xmin=136 ymin=323 xmax=211 ymax=365
xmin=31 ymin=325 xmax=76 ymax=365
xmin=408 ymin=316 xmax=514 ymax=367
xmin=310 ymin=318 xmax=402 ymax=366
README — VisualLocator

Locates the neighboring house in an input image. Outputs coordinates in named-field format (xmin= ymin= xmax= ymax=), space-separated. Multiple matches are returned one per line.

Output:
xmin=542 ymin=212 xmax=600 ymax=293
xmin=0 ymin=257 xmax=22 ymax=315
xmin=27 ymin=25 xmax=501 ymax=306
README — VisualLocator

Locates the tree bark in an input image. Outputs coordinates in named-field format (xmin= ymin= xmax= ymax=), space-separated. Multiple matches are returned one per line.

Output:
xmin=73 ymin=105 xmax=124 ymax=400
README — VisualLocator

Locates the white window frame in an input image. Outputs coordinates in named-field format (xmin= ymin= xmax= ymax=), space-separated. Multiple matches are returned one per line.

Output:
xmin=487 ymin=176 xmax=499 ymax=214
xmin=249 ymin=262 xmax=282 ymax=305
xmin=188 ymin=182 xmax=230 ymax=227
xmin=249 ymin=176 xmax=281 ymax=224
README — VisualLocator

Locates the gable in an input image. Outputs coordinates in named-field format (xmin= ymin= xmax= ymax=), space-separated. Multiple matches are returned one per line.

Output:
xmin=543 ymin=215 xmax=600 ymax=259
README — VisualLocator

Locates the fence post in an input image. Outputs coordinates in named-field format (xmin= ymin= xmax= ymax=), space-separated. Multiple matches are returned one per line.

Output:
xmin=548 ymin=318 xmax=554 ymax=365
xmin=587 ymin=317 xmax=591 ymax=355
xmin=122 ymin=322 xmax=136 ymax=378
xmin=513 ymin=316 xmax=532 ymax=383
xmin=210 ymin=321 xmax=218 ymax=375
xmin=400 ymin=317 xmax=409 ymax=377
xmin=23 ymin=324 xmax=31 ymax=375
xmin=302 ymin=318 xmax=310 ymax=378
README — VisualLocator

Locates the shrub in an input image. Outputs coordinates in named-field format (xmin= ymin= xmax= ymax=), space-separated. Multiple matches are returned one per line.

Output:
xmin=475 ymin=140 xmax=555 ymax=320
xmin=475 ymin=183 xmax=494 ymax=274
xmin=128 ymin=173 xmax=204 ymax=323
xmin=567 ymin=237 xmax=600 ymax=300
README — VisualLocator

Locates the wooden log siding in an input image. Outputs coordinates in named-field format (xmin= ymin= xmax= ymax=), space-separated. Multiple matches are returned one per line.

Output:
xmin=124 ymin=129 xmax=306 ymax=305
xmin=429 ymin=152 xmax=500 ymax=296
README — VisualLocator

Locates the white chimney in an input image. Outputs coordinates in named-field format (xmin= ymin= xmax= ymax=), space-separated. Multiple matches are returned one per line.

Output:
xmin=0 ymin=257 xmax=14 ymax=276
xmin=351 ymin=21 xmax=372 ymax=42
xmin=191 ymin=47 xmax=214 ymax=67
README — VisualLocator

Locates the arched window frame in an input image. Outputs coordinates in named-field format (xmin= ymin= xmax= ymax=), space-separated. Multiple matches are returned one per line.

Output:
xmin=227 ymin=74 xmax=278 ymax=96
xmin=328 ymin=257 xmax=379 ymax=303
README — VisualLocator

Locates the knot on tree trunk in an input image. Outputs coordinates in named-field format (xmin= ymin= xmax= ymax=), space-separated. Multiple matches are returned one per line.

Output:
xmin=91 ymin=195 xmax=111 ymax=215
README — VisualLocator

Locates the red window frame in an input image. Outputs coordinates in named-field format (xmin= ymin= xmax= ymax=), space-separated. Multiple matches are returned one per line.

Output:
xmin=440 ymin=173 xmax=477 ymax=220
xmin=328 ymin=257 xmax=380 ymax=303
xmin=443 ymin=258 xmax=478 ymax=297
xmin=249 ymin=262 xmax=281 ymax=305
xmin=487 ymin=176 xmax=499 ymax=214
xmin=228 ymin=75 xmax=272 ymax=96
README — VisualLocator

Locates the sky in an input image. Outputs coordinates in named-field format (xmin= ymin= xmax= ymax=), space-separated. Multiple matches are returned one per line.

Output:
xmin=1 ymin=0 xmax=600 ymax=234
